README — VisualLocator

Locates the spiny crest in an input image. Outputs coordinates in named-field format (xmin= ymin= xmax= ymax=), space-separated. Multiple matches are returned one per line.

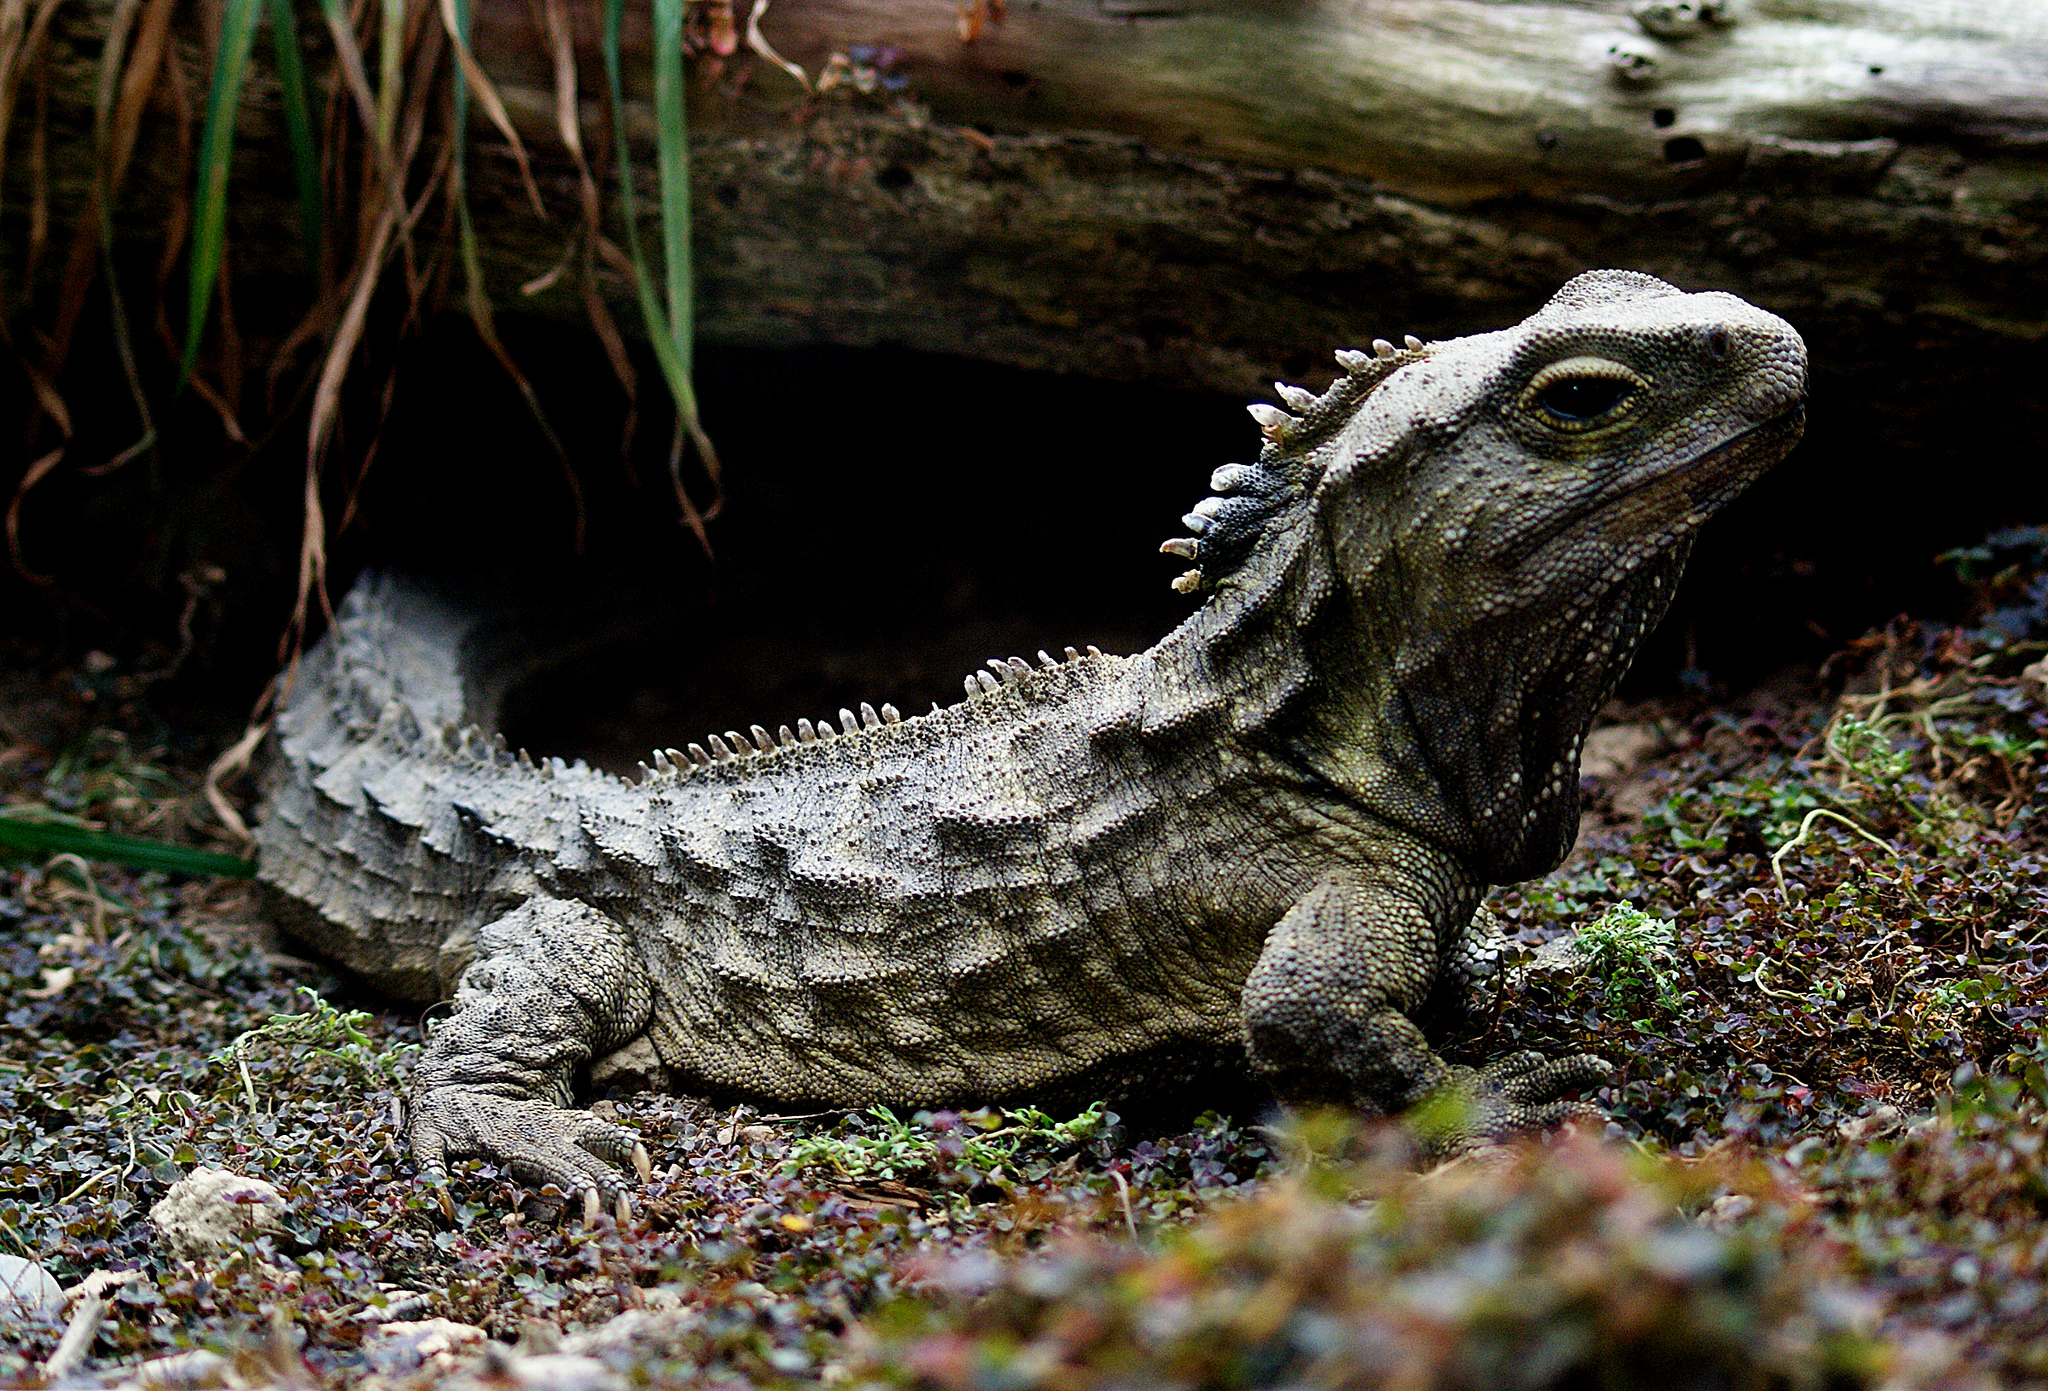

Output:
xmin=632 ymin=643 xmax=1104 ymax=786
xmin=432 ymin=718 xmax=563 ymax=778
xmin=631 ymin=702 xmax=906 ymax=786
xmin=421 ymin=647 xmax=1109 ymax=792
xmin=1162 ymin=333 xmax=1431 ymax=594
xmin=960 ymin=646 xmax=1099 ymax=699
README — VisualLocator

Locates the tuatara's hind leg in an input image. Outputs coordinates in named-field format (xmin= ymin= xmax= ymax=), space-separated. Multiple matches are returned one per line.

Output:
xmin=409 ymin=897 xmax=655 ymax=1205
xmin=1241 ymin=868 xmax=1606 ymax=1148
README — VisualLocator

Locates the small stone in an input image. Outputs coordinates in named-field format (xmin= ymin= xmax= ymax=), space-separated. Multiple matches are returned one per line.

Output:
xmin=366 ymin=1317 xmax=488 ymax=1375
xmin=150 ymin=1168 xmax=286 ymax=1259
xmin=720 ymin=1124 xmax=779 ymax=1148
xmin=1579 ymin=721 xmax=1670 ymax=781
xmin=0 ymin=1254 xmax=62 ymax=1319
xmin=1837 ymin=1104 xmax=1905 ymax=1144
xmin=2021 ymin=655 xmax=2047 ymax=698
xmin=131 ymin=1348 xmax=236 ymax=1390
xmin=377 ymin=1317 xmax=485 ymax=1356
xmin=1701 ymin=1192 xmax=1755 ymax=1229
xmin=507 ymin=1353 xmax=624 ymax=1391
xmin=357 ymin=1288 xmax=432 ymax=1323
xmin=589 ymin=1036 xmax=668 ymax=1092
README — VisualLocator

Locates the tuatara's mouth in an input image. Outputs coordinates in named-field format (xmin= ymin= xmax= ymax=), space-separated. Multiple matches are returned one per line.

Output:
xmin=1513 ymin=402 xmax=1806 ymax=565
xmin=1647 ymin=400 xmax=1805 ymax=490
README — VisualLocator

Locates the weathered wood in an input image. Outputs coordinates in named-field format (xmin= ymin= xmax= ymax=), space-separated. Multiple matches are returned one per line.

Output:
xmin=417 ymin=0 xmax=2048 ymax=395
xmin=482 ymin=0 xmax=2048 ymax=205
xmin=13 ymin=0 xmax=2048 ymax=402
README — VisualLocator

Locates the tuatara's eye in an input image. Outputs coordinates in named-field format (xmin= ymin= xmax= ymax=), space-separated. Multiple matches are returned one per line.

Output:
xmin=1518 ymin=355 xmax=1648 ymax=435
xmin=1535 ymin=377 xmax=1631 ymax=422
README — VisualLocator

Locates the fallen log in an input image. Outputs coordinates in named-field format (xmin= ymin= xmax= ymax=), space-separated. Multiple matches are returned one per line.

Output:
xmin=460 ymin=0 xmax=2048 ymax=395
xmin=10 ymin=0 xmax=2044 ymax=399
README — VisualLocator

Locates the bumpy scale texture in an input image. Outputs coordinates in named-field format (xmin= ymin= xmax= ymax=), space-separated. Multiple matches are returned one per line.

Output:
xmin=257 ymin=271 xmax=1808 ymax=1198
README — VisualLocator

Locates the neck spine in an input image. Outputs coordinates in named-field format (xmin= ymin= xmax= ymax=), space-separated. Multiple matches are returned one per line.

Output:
xmin=1138 ymin=334 xmax=1695 ymax=884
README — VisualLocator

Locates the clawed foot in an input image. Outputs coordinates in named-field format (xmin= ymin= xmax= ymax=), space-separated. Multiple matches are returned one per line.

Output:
xmin=1407 ymin=1049 xmax=1612 ymax=1155
xmin=410 ymin=1087 xmax=653 ymax=1218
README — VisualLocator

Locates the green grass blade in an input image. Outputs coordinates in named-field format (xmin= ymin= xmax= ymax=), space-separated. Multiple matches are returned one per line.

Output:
xmin=606 ymin=0 xmax=708 ymax=447
xmin=0 ymin=815 xmax=256 ymax=878
xmin=179 ymin=0 xmax=264 ymax=387
xmin=651 ymin=0 xmax=691 ymax=383
xmin=603 ymin=0 xmax=670 ymax=389
xmin=602 ymin=0 xmax=646 ymax=282
xmin=265 ymin=0 xmax=321 ymax=268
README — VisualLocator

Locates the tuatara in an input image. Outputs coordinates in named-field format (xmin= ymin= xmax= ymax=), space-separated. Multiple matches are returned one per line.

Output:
xmin=257 ymin=270 xmax=1807 ymax=1200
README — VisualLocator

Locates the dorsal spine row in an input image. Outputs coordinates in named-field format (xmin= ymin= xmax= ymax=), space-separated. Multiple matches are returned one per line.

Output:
xmin=620 ymin=644 xmax=1107 ymax=787
xmin=371 ymin=640 xmax=1111 ymax=795
xmin=642 ymin=703 xmax=901 ymax=781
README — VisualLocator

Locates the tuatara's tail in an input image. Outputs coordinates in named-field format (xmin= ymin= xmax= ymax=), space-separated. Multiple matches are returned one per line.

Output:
xmin=255 ymin=573 xmax=513 ymax=1004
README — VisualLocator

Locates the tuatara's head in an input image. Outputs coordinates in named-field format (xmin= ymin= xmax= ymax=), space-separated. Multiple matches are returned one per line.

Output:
xmin=1339 ymin=269 xmax=1805 ymax=594
xmin=1170 ymin=271 xmax=1807 ymax=880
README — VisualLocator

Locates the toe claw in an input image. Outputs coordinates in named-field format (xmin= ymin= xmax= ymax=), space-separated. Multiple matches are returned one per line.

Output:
xmin=409 ymin=1085 xmax=658 ymax=1214
xmin=1495 ymin=1051 xmax=1611 ymax=1105
xmin=615 ymin=1192 xmax=633 ymax=1224
xmin=1414 ymin=1049 xmax=1616 ymax=1154
xmin=1518 ymin=1053 xmax=1614 ymax=1101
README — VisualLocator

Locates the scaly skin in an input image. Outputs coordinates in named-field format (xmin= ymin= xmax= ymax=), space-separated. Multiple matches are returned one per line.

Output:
xmin=256 ymin=271 xmax=1808 ymax=1200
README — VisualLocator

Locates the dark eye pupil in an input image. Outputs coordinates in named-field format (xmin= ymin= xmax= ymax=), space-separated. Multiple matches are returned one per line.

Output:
xmin=1536 ymin=378 xmax=1630 ymax=422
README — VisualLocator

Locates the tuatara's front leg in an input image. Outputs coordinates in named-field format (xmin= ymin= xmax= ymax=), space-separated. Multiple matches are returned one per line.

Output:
xmin=1241 ymin=867 xmax=1608 ymax=1149
xmin=409 ymin=897 xmax=654 ymax=1205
